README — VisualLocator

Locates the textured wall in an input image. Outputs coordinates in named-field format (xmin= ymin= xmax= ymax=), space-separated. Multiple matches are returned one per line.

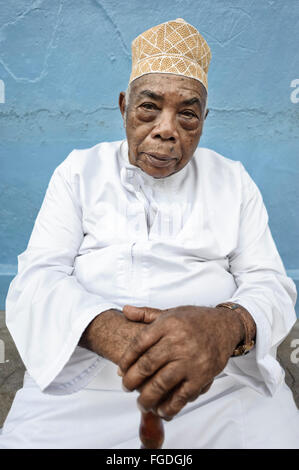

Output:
xmin=0 ymin=0 xmax=298 ymax=312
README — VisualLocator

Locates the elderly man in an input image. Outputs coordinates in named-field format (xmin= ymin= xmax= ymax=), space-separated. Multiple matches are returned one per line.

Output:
xmin=1 ymin=19 xmax=298 ymax=449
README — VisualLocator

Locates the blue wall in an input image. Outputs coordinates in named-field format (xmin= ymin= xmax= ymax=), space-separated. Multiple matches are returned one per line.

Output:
xmin=0 ymin=0 xmax=298 ymax=314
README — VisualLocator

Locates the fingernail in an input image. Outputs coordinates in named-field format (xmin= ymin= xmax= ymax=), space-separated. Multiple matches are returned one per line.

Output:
xmin=137 ymin=402 xmax=147 ymax=413
xmin=157 ymin=408 xmax=166 ymax=418
xmin=117 ymin=367 xmax=124 ymax=377
xmin=122 ymin=383 xmax=130 ymax=393
xmin=157 ymin=409 xmax=172 ymax=421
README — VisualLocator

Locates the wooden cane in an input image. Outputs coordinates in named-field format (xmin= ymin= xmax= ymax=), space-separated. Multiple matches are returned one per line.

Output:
xmin=139 ymin=410 xmax=165 ymax=449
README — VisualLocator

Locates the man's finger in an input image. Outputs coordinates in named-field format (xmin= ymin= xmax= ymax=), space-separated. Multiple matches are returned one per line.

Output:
xmin=136 ymin=363 xmax=184 ymax=414
xmin=118 ymin=323 xmax=163 ymax=374
xmin=156 ymin=379 xmax=214 ymax=420
xmin=122 ymin=338 xmax=170 ymax=392
xmin=200 ymin=380 xmax=213 ymax=395
xmin=155 ymin=380 xmax=198 ymax=420
xmin=122 ymin=305 xmax=163 ymax=323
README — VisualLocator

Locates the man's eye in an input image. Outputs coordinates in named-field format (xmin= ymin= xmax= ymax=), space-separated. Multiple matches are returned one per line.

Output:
xmin=180 ymin=110 xmax=198 ymax=119
xmin=140 ymin=103 xmax=157 ymax=110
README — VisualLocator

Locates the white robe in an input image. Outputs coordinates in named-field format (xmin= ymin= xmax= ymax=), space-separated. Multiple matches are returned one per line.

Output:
xmin=1 ymin=140 xmax=298 ymax=448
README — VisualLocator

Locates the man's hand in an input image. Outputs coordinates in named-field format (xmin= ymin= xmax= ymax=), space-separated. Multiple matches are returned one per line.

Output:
xmin=118 ymin=305 xmax=245 ymax=420
xmin=79 ymin=308 xmax=147 ymax=365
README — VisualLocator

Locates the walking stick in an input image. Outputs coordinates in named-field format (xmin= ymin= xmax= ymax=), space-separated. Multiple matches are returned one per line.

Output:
xmin=139 ymin=410 xmax=165 ymax=449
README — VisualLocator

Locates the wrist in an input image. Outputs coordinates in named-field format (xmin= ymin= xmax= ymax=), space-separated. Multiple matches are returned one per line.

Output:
xmin=216 ymin=302 xmax=256 ymax=356
xmin=79 ymin=309 xmax=122 ymax=360
xmin=79 ymin=308 xmax=146 ymax=365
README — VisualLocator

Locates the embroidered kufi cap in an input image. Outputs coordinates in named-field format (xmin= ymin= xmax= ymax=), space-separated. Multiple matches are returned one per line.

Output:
xmin=129 ymin=18 xmax=211 ymax=91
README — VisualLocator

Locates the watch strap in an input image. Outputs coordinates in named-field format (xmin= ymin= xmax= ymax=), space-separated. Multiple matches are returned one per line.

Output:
xmin=216 ymin=302 xmax=255 ymax=356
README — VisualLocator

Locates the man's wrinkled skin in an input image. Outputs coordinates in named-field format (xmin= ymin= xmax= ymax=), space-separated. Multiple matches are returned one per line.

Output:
xmin=119 ymin=73 xmax=208 ymax=179
xmin=79 ymin=73 xmax=256 ymax=422
xmin=117 ymin=304 xmax=244 ymax=420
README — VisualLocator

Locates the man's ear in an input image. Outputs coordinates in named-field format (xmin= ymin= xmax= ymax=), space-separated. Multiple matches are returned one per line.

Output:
xmin=119 ymin=92 xmax=126 ymax=119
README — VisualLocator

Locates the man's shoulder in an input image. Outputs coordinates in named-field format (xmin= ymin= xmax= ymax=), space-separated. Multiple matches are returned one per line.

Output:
xmin=61 ymin=140 xmax=123 ymax=170
xmin=195 ymin=147 xmax=242 ymax=170
xmin=194 ymin=147 xmax=246 ymax=182
xmin=56 ymin=141 xmax=123 ymax=180
xmin=193 ymin=147 xmax=260 ymax=200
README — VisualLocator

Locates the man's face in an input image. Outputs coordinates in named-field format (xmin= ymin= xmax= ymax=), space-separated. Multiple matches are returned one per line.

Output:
xmin=119 ymin=74 xmax=207 ymax=178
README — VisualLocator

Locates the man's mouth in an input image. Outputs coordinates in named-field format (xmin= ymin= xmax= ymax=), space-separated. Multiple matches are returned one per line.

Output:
xmin=144 ymin=153 xmax=177 ymax=168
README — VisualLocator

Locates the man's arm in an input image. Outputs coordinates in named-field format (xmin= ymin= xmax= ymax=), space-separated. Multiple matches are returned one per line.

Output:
xmin=79 ymin=308 xmax=147 ymax=365
xmin=221 ymin=164 xmax=297 ymax=395
xmin=5 ymin=151 xmax=129 ymax=394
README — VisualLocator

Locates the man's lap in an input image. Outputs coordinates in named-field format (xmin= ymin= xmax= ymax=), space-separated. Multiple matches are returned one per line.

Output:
xmin=0 ymin=371 xmax=298 ymax=449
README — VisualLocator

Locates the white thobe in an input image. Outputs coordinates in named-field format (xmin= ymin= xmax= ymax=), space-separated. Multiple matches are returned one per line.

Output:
xmin=1 ymin=140 xmax=298 ymax=449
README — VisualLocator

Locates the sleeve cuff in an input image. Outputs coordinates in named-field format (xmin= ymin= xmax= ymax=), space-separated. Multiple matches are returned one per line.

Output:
xmin=220 ymin=297 xmax=287 ymax=396
xmin=35 ymin=303 xmax=120 ymax=395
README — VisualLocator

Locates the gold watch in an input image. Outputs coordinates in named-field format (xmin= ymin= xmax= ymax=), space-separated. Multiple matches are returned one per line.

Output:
xmin=216 ymin=302 xmax=255 ymax=356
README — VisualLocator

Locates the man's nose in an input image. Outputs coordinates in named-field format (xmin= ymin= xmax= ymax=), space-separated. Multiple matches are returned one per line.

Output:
xmin=152 ymin=111 xmax=178 ymax=142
